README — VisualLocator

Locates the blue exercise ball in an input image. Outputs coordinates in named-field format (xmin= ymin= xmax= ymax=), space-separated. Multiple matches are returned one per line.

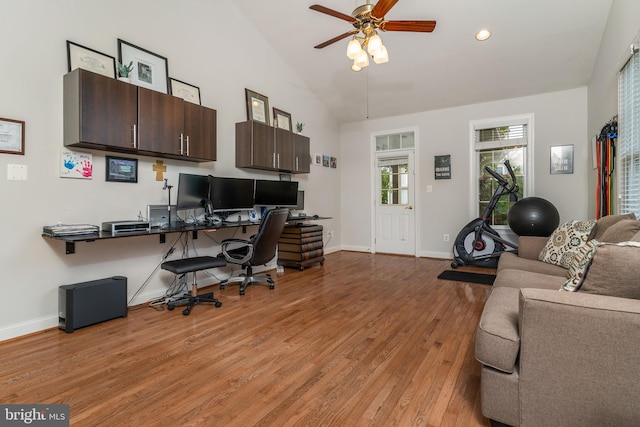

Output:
xmin=508 ymin=197 xmax=560 ymax=236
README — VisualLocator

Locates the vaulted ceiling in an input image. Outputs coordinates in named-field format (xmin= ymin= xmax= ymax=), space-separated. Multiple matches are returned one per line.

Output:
xmin=233 ymin=0 xmax=612 ymax=124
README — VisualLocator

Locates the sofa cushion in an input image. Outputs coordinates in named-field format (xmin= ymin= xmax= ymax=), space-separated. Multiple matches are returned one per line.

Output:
xmin=588 ymin=213 xmax=636 ymax=241
xmin=497 ymin=252 xmax=567 ymax=277
xmin=598 ymin=219 xmax=640 ymax=243
xmin=579 ymin=241 xmax=640 ymax=299
xmin=493 ymin=268 xmax=567 ymax=290
xmin=538 ymin=220 xmax=596 ymax=269
xmin=475 ymin=286 xmax=522 ymax=373
xmin=561 ymin=239 xmax=599 ymax=292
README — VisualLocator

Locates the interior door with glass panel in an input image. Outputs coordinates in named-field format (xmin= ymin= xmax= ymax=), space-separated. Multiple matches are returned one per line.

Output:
xmin=375 ymin=152 xmax=415 ymax=255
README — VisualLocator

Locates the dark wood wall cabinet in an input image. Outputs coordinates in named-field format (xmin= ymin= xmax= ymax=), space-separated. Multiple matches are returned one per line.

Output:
xmin=64 ymin=68 xmax=217 ymax=162
xmin=236 ymin=121 xmax=310 ymax=174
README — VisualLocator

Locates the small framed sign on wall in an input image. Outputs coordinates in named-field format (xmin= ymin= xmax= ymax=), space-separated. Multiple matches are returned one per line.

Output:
xmin=435 ymin=155 xmax=451 ymax=179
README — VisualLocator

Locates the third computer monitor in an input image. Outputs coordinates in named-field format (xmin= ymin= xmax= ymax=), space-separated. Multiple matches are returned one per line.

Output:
xmin=254 ymin=179 xmax=299 ymax=207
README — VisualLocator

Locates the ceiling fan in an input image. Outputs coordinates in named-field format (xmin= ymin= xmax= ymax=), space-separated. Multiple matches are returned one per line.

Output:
xmin=309 ymin=0 xmax=436 ymax=70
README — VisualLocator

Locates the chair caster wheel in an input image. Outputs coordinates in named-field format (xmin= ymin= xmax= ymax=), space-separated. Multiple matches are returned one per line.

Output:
xmin=215 ymin=301 xmax=222 ymax=308
xmin=182 ymin=308 xmax=191 ymax=315
xmin=269 ymin=284 xmax=275 ymax=290
xmin=167 ymin=304 xmax=175 ymax=311
xmin=239 ymin=290 xmax=245 ymax=296
xmin=219 ymin=284 xmax=226 ymax=290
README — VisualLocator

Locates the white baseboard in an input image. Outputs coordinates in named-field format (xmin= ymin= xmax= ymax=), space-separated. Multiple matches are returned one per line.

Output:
xmin=0 ymin=315 xmax=59 ymax=342
xmin=418 ymin=250 xmax=453 ymax=259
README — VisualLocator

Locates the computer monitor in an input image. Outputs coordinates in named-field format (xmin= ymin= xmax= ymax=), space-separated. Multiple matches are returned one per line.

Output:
xmin=176 ymin=173 xmax=210 ymax=211
xmin=295 ymin=190 xmax=305 ymax=211
xmin=254 ymin=180 xmax=299 ymax=207
xmin=209 ymin=176 xmax=255 ymax=211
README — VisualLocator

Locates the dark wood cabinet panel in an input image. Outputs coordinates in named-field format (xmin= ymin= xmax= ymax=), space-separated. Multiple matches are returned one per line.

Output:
xmin=138 ymin=87 xmax=184 ymax=156
xmin=184 ymin=102 xmax=217 ymax=161
xmin=293 ymin=134 xmax=311 ymax=173
xmin=236 ymin=121 xmax=310 ymax=174
xmin=64 ymin=68 xmax=137 ymax=150
xmin=64 ymin=68 xmax=217 ymax=162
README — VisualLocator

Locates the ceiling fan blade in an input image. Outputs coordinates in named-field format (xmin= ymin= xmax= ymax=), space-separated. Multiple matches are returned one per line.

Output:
xmin=309 ymin=5 xmax=357 ymax=24
xmin=314 ymin=30 xmax=358 ymax=49
xmin=371 ymin=0 xmax=399 ymax=19
xmin=380 ymin=20 xmax=437 ymax=32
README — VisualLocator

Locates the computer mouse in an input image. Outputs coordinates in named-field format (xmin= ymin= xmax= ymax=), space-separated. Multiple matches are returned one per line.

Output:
xmin=313 ymin=214 xmax=319 ymax=219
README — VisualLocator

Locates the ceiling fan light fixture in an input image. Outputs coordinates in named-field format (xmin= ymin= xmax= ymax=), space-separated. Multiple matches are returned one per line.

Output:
xmin=367 ymin=33 xmax=383 ymax=55
xmin=373 ymin=45 xmax=389 ymax=64
xmin=355 ymin=49 xmax=369 ymax=68
xmin=346 ymin=38 xmax=362 ymax=60
xmin=475 ymin=29 xmax=492 ymax=41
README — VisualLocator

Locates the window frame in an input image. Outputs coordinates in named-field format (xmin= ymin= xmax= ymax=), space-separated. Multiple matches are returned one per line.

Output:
xmin=617 ymin=37 xmax=640 ymax=217
xmin=469 ymin=114 xmax=535 ymax=228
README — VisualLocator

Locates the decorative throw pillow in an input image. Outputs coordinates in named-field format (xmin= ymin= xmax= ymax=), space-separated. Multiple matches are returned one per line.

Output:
xmin=538 ymin=220 xmax=596 ymax=269
xmin=579 ymin=241 xmax=640 ymax=299
xmin=598 ymin=219 xmax=640 ymax=243
xmin=588 ymin=213 xmax=636 ymax=241
xmin=561 ymin=239 xmax=599 ymax=292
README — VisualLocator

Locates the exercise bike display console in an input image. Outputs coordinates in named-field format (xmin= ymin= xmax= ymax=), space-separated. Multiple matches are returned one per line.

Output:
xmin=451 ymin=160 xmax=519 ymax=269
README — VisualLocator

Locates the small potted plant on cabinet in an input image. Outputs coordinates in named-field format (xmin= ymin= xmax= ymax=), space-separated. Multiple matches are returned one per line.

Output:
xmin=117 ymin=60 xmax=134 ymax=82
xmin=296 ymin=122 xmax=305 ymax=134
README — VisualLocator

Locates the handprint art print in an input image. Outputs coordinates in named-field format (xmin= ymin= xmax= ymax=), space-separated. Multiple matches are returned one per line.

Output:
xmin=60 ymin=149 xmax=93 ymax=179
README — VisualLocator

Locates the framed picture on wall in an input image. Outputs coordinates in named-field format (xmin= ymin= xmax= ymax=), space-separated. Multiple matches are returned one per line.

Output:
xmin=169 ymin=78 xmax=201 ymax=105
xmin=118 ymin=39 xmax=169 ymax=93
xmin=245 ymin=88 xmax=270 ymax=125
xmin=273 ymin=108 xmax=292 ymax=131
xmin=66 ymin=40 xmax=116 ymax=78
xmin=0 ymin=117 xmax=25 ymax=155
xmin=550 ymin=145 xmax=574 ymax=174
xmin=106 ymin=156 xmax=138 ymax=183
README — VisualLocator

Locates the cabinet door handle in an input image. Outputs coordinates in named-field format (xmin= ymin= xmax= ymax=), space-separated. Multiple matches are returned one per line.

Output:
xmin=132 ymin=124 xmax=137 ymax=149
xmin=277 ymin=153 xmax=280 ymax=168
xmin=186 ymin=135 xmax=190 ymax=156
xmin=179 ymin=134 xmax=184 ymax=155
xmin=296 ymin=157 xmax=299 ymax=171
xmin=272 ymin=152 xmax=276 ymax=168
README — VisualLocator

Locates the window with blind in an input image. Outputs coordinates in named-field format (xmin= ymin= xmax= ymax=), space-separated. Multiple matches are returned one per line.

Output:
xmin=471 ymin=117 xmax=530 ymax=226
xmin=618 ymin=43 xmax=640 ymax=217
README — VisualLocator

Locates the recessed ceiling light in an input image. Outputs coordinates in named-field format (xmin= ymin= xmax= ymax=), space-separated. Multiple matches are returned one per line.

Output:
xmin=475 ymin=29 xmax=492 ymax=41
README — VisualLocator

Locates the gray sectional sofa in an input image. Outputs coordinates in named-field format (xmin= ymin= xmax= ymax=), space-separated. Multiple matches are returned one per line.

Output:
xmin=474 ymin=214 xmax=640 ymax=427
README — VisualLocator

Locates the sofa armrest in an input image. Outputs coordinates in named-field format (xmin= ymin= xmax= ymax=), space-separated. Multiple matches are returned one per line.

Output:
xmin=517 ymin=289 xmax=640 ymax=426
xmin=516 ymin=236 xmax=548 ymax=260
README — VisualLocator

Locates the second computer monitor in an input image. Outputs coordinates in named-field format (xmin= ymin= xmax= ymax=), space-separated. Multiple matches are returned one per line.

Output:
xmin=254 ymin=180 xmax=299 ymax=207
xmin=209 ymin=176 xmax=255 ymax=211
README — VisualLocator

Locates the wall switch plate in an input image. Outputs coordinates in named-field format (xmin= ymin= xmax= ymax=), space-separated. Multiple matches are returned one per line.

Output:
xmin=7 ymin=164 xmax=27 ymax=181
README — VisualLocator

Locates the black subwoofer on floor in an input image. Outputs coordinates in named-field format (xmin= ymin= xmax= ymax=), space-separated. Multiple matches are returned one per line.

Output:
xmin=58 ymin=276 xmax=128 ymax=333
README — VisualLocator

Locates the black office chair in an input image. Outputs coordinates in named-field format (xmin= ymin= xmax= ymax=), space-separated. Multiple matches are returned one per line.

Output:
xmin=219 ymin=208 xmax=289 ymax=295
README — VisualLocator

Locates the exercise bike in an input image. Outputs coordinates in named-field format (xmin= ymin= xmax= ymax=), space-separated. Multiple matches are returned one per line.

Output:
xmin=451 ymin=160 xmax=519 ymax=269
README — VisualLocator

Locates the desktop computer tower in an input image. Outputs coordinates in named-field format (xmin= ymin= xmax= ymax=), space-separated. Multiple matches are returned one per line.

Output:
xmin=58 ymin=276 xmax=128 ymax=333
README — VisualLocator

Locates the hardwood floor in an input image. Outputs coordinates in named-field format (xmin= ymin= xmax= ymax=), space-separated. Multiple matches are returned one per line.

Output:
xmin=0 ymin=252 xmax=494 ymax=426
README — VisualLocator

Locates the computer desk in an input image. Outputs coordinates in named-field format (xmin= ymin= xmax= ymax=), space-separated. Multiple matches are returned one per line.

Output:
xmin=42 ymin=220 xmax=259 ymax=255
xmin=42 ymin=216 xmax=330 ymax=255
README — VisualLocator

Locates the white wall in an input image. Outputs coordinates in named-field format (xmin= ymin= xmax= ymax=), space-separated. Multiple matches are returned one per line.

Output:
xmin=587 ymin=0 xmax=640 ymax=215
xmin=0 ymin=0 xmax=341 ymax=340
xmin=340 ymin=88 xmax=589 ymax=258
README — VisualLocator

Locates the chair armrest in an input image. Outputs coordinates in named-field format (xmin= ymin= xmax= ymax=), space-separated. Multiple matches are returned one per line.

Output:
xmin=517 ymin=288 xmax=640 ymax=425
xmin=517 ymin=236 xmax=548 ymax=260
xmin=221 ymin=239 xmax=253 ymax=264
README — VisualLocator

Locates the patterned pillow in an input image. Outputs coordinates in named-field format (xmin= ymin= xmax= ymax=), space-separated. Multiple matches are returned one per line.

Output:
xmin=538 ymin=220 xmax=596 ymax=269
xmin=561 ymin=239 xmax=599 ymax=292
